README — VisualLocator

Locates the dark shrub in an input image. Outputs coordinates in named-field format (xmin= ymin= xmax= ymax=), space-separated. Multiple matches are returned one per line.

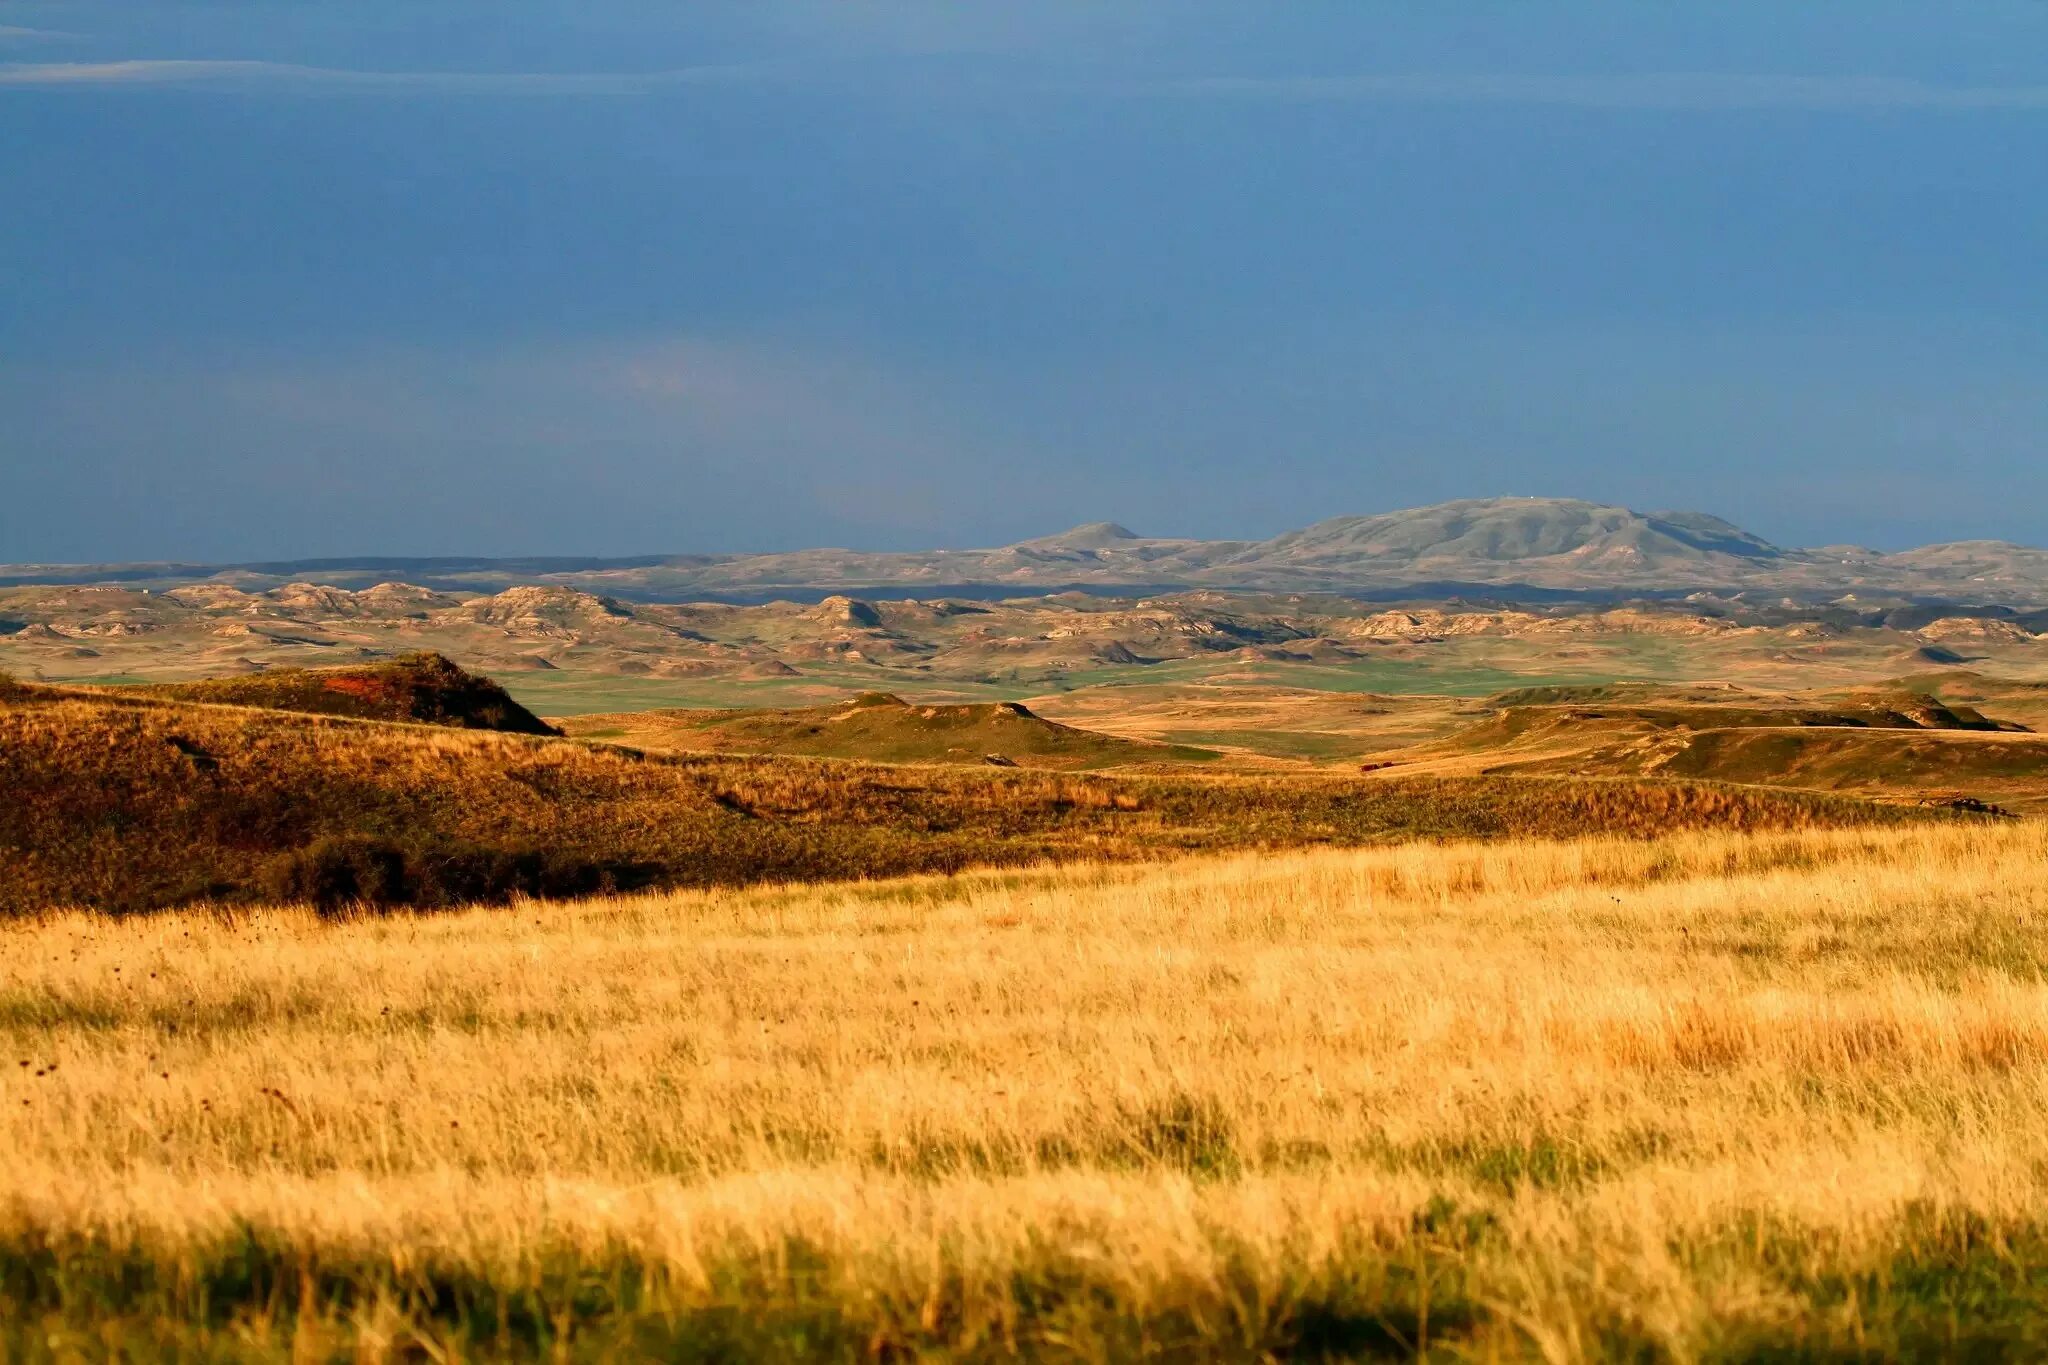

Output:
xmin=408 ymin=842 xmax=664 ymax=905
xmin=258 ymin=835 xmax=665 ymax=912
xmin=259 ymin=835 xmax=410 ymax=915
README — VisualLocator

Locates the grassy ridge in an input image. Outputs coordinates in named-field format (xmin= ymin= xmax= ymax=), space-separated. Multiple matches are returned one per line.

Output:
xmin=560 ymin=691 xmax=1218 ymax=767
xmin=0 ymin=683 xmax=1945 ymax=914
xmin=9 ymin=824 xmax=2048 ymax=1358
xmin=1448 ymin=700 xmax=2048 ymax=808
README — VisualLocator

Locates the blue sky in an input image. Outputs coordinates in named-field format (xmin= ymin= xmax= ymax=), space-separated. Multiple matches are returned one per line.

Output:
xmin=3 ymin=2 xmax=2046 ymax=561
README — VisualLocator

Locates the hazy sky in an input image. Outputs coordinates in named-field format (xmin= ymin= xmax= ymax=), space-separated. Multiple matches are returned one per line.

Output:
xmin=4 ymin=2 xmax=2046 ymax=561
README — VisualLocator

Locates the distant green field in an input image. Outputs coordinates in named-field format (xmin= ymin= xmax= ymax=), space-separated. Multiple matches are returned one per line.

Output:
xmin=1021 ymin=649 xmax=1681 ymax=702
xmin=58 ymin=636 xmax=1695 ymax=721
xmin=502 ymin=653 xmax=1684 ymax=717
xmin=1203 ymin=660 xmax=1658 ymax=697
xmin=491 ymin=668 xmax=989 ymax=716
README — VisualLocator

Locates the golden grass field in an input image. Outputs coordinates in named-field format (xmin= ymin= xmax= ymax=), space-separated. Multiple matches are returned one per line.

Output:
xmin=10 ymin=821 xmax=2048 ymax=1359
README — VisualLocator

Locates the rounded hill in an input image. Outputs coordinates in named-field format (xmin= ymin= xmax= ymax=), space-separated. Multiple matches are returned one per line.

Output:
xmin=131 ymin=652 xmax=558 ymax=735
xmin=1245 ymin=497 xmax=1785 ymax=571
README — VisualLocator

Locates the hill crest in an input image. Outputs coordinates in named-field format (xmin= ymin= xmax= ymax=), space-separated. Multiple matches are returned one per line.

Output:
xmin=129 ymin=652 xmax=559 ymax=735
xmin=560 ymin=693 xmax=1217 ymax=769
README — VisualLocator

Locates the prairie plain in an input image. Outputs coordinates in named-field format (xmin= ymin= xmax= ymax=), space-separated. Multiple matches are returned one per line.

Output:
xmin=11 ymin=823 xmax=2048 ymax=1359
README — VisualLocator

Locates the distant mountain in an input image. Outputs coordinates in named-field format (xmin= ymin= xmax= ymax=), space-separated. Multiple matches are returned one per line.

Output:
xmin=6 ymin=498 xmax=2048 ymax=605
xmin=1238 ymin=498 xmax=1786 ymax=575
xmin=1014 ymin=522 xmax=1145 ymax=551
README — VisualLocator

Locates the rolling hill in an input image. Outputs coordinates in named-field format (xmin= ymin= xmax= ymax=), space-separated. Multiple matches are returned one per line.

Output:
xmin=558 ymin=692 xmax=1218 ymax=767
xmin=128 ymin=651 xmax=557 ymax=734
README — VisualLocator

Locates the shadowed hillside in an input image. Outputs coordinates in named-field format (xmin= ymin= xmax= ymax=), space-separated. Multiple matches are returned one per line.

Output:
xmin=130 ymin=652 xmax=558 ymax=734
xmin=559 ymin=692 xmax=1218 ymax=768
xmin=0 ymin=680 xmax=1950 ymax=914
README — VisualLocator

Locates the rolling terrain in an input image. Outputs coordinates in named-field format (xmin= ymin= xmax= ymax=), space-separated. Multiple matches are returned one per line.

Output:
xmin=548 ymin=670 xmax=2048 ymax=812
xmin=5 ymin=570 xmax=2046 ymax=715
xmin=2 ymin=672 xmax=1925 ymax=916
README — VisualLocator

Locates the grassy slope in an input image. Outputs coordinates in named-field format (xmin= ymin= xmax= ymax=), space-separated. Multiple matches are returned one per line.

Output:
xmin=1426 ymin=693 xmax=2048 ymax=809
xmin=9 ymin=823 xmax=2048 ymax=1359
xmin=1647 ymin=726 xmax=2048 ymax=788
xmin=128 ymin=652 xmax=558 ymax=735
xmin=0 ymin=683 xmax=1945 ymax=915
xmin=1024 ymin=684 xmax=1481 ymax=766
xmin=1907 ymin=668 xmax=2048 ymax=733
xmin=559 ymin=692 xmax=1218 ymax=768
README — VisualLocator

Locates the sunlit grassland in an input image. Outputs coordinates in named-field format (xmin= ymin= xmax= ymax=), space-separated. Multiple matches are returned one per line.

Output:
xmin=9 ymin=823 xmax=2048 ymax=1358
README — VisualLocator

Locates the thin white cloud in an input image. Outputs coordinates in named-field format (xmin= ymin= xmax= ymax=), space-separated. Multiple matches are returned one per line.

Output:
xmin=0 ymin=58 xmax=779 ymax=93
xmin=1153 ymin=71 xmax=2048 ymax=112
xmin=0 ymin=25 xmax=73 ymax=42
xmin=7 ymin=57 xmax=2047 ymax=114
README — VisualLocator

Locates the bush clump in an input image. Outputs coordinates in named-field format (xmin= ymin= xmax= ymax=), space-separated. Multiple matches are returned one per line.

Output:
xmin=258 ymin=835 xmax=409 ymax=912
xmin=259 ymin=836 xmax=662 ymax=914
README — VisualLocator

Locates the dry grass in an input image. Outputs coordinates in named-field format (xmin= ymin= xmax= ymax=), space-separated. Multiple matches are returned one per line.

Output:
xmin=8 ymin=822 xmax=2048 ymax=1358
